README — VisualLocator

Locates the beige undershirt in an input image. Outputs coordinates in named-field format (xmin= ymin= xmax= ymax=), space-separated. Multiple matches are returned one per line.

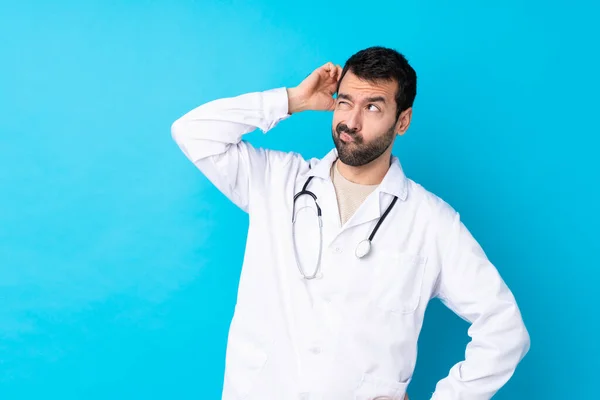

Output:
xmin=330 ymin=160 xmax=379 ymax=225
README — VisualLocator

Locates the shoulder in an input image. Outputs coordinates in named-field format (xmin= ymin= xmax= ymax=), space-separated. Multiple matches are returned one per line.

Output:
xmin=406 ymin=178 xmax=459 ymax=230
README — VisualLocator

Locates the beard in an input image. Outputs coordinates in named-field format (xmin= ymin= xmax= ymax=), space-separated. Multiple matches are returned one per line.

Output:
xmin=332 ymin=122 xmax=396 ymax=167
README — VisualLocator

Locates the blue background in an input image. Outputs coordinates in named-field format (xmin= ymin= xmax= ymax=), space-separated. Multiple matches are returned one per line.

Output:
xmin=1 ymin=0 xmax=598 ymax=398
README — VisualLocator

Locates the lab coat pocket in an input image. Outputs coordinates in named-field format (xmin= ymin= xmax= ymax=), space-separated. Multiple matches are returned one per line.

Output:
xmin=372 ymin=252 xmax=427 ymax=314
xmin=354 ymin=373 xmax=409 ymax=400
xmin=223 ymin=335 xmax=268 ymax=399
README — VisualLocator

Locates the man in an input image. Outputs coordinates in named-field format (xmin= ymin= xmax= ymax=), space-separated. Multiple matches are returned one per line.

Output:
xmin=171 ymin=46 xmax=530 ymax=400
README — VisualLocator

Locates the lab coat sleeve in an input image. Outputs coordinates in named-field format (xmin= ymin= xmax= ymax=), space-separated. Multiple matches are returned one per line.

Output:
xmin=430 ymin=211 xmax=530 ymax=400
xmin=170 ymin=87 xmax=292 ymax=212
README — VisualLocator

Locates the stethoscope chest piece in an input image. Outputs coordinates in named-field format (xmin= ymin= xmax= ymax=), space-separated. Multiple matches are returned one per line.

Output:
xmin=355 ymin=239 xmax=372 ymax=259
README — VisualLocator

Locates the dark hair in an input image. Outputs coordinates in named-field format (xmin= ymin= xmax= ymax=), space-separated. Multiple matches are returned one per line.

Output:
xmin=337 ymin=46 xmax=417 ymax=119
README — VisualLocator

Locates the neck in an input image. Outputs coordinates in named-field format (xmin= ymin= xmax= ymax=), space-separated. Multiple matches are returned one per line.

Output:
xmin=335 ymin=152 xmax=392 ymax=185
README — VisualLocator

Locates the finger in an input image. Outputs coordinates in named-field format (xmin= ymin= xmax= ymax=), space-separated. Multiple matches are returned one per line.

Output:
xmin=321 ymin=61 xmax=333 ymax=72
xmin=331 ymin=65 xmax=341 ymax=82
xmin=317 ymin=62 xmax=334 ymax=80
xmin=324 ymin=62 xmax=335 ymax=79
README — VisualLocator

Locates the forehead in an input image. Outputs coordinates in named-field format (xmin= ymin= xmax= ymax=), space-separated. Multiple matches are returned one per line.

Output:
xmin=338 ymin=71 xmax=396 ymax=103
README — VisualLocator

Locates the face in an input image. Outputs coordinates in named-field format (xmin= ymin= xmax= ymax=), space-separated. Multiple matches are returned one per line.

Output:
xmin=331 ymin=71 xmax=411 ymax=167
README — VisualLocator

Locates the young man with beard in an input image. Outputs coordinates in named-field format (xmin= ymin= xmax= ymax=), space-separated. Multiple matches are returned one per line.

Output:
xmin=171 ymin=46 xmax=530 ymax=400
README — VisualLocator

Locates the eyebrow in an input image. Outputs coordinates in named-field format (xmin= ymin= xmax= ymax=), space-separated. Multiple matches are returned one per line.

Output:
xmin=337 ymin=93 xmax=387 ymax=104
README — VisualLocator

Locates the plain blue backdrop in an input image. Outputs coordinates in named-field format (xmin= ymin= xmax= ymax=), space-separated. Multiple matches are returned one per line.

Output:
xmin=1 ymin=0 xmax=598 ymax=398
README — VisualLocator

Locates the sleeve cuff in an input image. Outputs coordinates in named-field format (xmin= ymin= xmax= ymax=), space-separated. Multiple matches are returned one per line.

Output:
xmin=261 ymin=87 xmax=292 ymax=131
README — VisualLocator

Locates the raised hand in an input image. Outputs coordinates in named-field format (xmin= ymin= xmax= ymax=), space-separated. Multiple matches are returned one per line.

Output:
xmin=287 ymin=61 xmax=343 ymax=113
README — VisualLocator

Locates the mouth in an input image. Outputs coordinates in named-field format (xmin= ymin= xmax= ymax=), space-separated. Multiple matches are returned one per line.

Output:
xmin=339 ymin=132 xmax=355 ymax=143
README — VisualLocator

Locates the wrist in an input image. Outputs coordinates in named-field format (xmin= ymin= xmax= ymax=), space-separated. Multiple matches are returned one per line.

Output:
xmin=286 ymin=87 xmax=308 ymax=114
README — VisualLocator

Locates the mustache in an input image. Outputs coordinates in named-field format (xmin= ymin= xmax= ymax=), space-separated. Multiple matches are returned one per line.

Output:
xmin=335 ymin=123 xmax=362 ymax=144
xmin=336 ymin=123 xmax=358 ymax=136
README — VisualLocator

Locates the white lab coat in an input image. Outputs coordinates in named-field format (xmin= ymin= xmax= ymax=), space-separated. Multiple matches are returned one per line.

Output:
xmin=171 ymin=87 xmax=530 ymax=400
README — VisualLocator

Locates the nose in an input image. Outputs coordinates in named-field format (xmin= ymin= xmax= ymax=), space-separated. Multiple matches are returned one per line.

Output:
xmin=344 ymin=108 xmax=362 ymax=132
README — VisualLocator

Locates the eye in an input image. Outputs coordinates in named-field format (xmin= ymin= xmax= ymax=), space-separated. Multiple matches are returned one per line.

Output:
xmin=367 ymin=104 xmax=380 ymax=112
xmin=337 ymin=100 xmax=351 ymax=108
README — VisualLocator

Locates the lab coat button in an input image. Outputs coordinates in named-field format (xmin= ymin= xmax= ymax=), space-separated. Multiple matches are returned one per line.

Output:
xmin=309 ymin=346 xmax=321 ymax=355
xmin=332 ymin=246 xmax=342 ymax=254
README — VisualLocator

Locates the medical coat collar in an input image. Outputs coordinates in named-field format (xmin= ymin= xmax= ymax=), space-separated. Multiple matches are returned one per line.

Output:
xmin=305 ymin=148 xmax=409 ymax=202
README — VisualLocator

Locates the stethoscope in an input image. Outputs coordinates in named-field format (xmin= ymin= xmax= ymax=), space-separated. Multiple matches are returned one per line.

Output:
xmin=291 ymin=175 xmax=399 ymax=279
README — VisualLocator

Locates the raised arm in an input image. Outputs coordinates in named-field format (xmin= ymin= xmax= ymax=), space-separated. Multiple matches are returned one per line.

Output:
xmin=171 ymin=87 xmax=292 ymax=212
xmin=170 ymin=62 xmax=343 ymax=212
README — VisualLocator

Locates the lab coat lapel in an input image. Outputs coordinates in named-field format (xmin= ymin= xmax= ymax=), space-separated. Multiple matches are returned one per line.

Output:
xmin=298 ymin=149 xmax=342 ymax=230
xmin=339 ymin=190 xmax=383 ymax=232
xmin=334 ymin=155 xmax=409 ymax=233
xmin=298 ymin=149 xmax=409 ymax=247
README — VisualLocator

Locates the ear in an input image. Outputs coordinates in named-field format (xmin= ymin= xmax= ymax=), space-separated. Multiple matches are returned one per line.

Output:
xmin=395 ymin=107 xmax=413 ymax=136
